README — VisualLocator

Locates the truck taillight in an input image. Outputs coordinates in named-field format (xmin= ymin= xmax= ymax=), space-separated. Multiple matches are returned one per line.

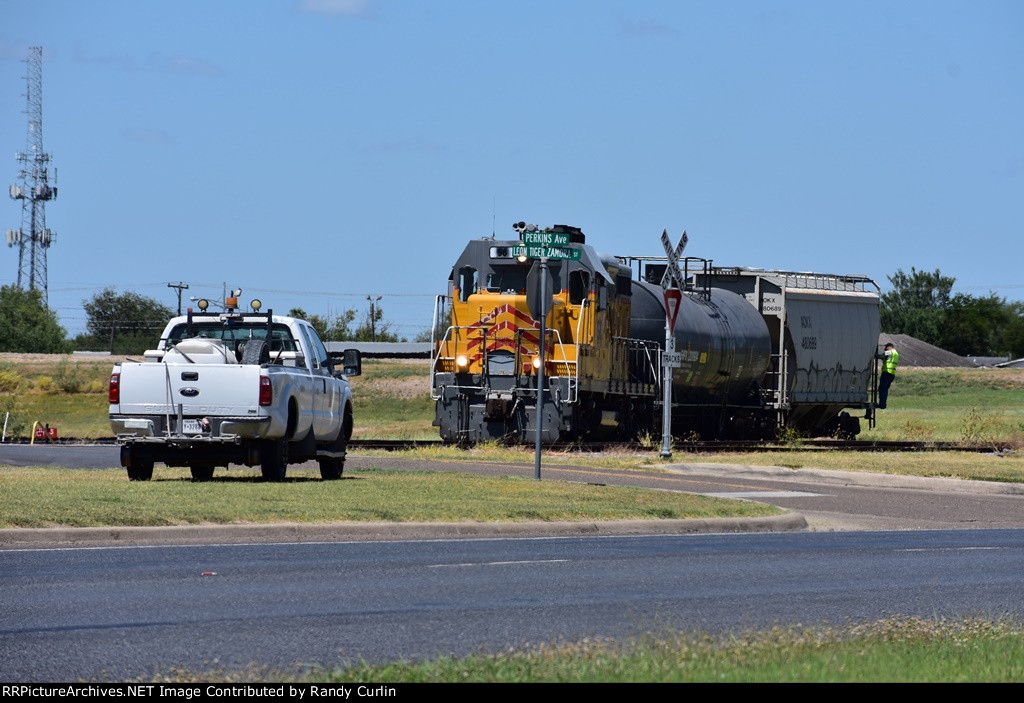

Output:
xmin=109 ymin=373 xmax=120 ymax=404
xmin=259 ymin=376 xmax=272 ymax=406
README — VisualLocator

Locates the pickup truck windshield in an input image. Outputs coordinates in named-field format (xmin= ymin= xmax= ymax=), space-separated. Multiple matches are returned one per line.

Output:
xmin=164 ymin=322 xmax=299 ymax=352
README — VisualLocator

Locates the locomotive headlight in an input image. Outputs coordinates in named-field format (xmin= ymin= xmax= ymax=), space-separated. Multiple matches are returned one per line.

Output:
xmin=532 ymin=356 xmax=541 ymax=370
xmin=456 ymin=355 xmax=469 ymax=369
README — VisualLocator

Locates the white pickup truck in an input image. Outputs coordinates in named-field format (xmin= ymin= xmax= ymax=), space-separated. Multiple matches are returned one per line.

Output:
xmin=109 ymin=301 xmax=361 ymax=482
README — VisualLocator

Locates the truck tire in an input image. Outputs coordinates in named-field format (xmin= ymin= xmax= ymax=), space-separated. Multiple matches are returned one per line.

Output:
xmin=241 ymin=339 xmax=271 ymax=365
xmin=126 ymin=459 xmax=154 ymax=481
xmin=190 ymin=464 xmax=215 ymax=481
xmin=123 ymin=444 xmax=154 ymax=481
xmin=260 ymin=439 xmax=288 ymax=482
xmin=318 ymin=437 xmax=346 ymax=480
xmin=318 ymin=407 xmax=352 ymax=480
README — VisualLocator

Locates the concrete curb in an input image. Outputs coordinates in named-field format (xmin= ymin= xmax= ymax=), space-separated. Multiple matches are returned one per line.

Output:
xmin=0 ymin=513 xmax=807 ymax=549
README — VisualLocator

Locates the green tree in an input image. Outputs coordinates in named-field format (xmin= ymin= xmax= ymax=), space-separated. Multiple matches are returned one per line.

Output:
xmin=287 ymin=307 xmax=357 ymax=341
xmin=352 ymin=303 xmax=402 ymax=342
xmin=77 ymin=288 xmax=174 ymax=354
xmin=879 ymin=268 xmax=955 ymax=346
xmin=939 ymin=293 xmax=1012 ymax=357
xmin=0 ymin=285 xmax=68 ymax=353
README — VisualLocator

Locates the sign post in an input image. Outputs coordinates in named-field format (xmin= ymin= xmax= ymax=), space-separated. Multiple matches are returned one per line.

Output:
xmin=534 ymin=258 xmax=547 ymax=481
xmin=659 ymin=229 xmax=687 ymax=459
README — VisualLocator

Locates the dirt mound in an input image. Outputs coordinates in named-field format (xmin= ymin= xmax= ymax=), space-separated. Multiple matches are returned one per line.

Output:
xmin=878 ymin=333 xmax=975 ymax=368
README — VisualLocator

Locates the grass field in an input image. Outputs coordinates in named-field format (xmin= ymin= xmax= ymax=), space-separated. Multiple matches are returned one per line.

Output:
xmin=0 ymin=464 xmax=779 ymax=528
xmin=149 ymin=616 xmax=1024 ymax=683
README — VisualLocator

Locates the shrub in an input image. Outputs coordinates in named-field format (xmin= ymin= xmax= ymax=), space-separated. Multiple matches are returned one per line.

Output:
xmin=0 ymin=369 xmax=24 ymax=393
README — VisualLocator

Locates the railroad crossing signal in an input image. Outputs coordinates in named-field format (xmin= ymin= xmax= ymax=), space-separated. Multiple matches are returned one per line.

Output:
xmin=660 ymin=229 xmax=688 ymax=289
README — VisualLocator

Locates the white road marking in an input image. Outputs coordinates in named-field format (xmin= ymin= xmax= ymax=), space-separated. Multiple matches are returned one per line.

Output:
xmin=898 ymin=547 xmax=1002 ymax=552
xmin=702 ymin=491 xmax=825 ymax=499
xmin=428 ymin=559 xmax=569 ymax=568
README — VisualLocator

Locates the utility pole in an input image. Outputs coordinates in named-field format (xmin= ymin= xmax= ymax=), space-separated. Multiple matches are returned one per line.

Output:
xmin=7 ymin=47 xmax=58 ymax=303
xmin=167 ymin=281 xmax=189 ymax=315
xmin=366 ymin=294 xmax=382 ymax=341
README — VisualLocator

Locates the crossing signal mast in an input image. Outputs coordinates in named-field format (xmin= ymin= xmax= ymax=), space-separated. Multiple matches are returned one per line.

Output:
xmin=7 ymin=46 xmax=58 ymax=303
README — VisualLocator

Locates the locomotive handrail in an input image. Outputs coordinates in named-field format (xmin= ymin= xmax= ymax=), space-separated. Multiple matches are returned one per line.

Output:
xmin=430 ymin=323 xmax=580 ymax=402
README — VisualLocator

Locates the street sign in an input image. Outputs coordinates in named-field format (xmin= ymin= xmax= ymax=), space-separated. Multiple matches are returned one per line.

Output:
xmin=662 ymin=351 xmax=683 ymax=368
xmin=522 ymin=231 xmax=569 ymax=246
xmin=660 ymin=229 xmax=688 ymax=289
xmin=511 ymin=245 xmax=581 ymax=261
xmin=663 ymin=288 xmax=682 ymax=331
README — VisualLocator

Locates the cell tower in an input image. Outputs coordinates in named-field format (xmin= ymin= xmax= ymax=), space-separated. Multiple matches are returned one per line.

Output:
xmin=7 ymin=46 xmax=57 ymax=303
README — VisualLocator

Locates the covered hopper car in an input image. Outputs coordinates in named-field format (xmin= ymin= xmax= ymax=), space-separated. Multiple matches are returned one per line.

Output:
xmin=430 ymin=223 xmax=880 ymax=443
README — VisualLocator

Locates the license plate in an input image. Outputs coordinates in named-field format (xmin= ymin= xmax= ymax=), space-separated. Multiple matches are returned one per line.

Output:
xmin=183 ymin=419 xmax=203 ymax=434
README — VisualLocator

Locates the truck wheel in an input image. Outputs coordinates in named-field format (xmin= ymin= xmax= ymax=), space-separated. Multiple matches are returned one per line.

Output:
xmin=318 ymin=409 xmax=351 ymax=480
xmin=126 ymin=459 xmax=154 ymax=481
xmin=190 ymin=465 xmax=215 ymax=481
xmin=241 ymin=339 xmax=271 ymax=365
xmin=318 ymin=441 xmax=346 ymax=480
xmin=260 ymin=439 xmax=288 ymax=482
xmin=123 ymin=445 xmax=154 ymax=481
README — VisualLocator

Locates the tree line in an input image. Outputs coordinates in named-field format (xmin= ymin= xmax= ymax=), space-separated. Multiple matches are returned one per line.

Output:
xmin=0 ymin=286 xmax=419 ymax=355
xmin=880 ymin=268 xmax=1024 ymax=358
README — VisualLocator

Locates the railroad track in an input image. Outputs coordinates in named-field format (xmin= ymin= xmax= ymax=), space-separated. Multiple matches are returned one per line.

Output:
xmin=347 ymin=438 xmax=1005 ymax=453
xmin=13 ymin=437 xmax=1009 ymax=453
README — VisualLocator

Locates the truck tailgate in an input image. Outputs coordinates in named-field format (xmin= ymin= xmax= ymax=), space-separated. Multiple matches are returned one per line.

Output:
xmin=116 ymin=363 xmax=263 ymax=416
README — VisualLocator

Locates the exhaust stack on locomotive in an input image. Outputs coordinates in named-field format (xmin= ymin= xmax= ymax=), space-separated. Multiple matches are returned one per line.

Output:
xmin=430 ymin=223 xmax=879 ymax=443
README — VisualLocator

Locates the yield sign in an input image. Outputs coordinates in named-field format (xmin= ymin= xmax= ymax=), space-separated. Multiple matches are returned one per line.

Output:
xmin=663 ymin=288 xmax=683 ymax=331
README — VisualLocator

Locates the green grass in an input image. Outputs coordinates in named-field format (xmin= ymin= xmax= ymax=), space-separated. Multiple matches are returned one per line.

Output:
xmin=865 ymin=367 xmax=1024 ymax=443
xmin=324 ymin=616 xmax=1024 ymax=683
xmin=329 ymin=616 xmax=1024 ymax=683
xmin=0 ymin=465 xmax=779 ymax=528
xmin=142 ymin=616 xmax=1024 ymax=683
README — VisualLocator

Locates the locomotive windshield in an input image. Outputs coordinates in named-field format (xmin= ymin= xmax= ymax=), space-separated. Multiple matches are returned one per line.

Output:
xmin=486 ymin=266 xmax=528 ymax=294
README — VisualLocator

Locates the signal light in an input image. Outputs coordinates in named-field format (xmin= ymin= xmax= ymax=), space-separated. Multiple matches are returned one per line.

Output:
xmin=109 ymin=373 xmax=120 ymax=404
xmin=259 ymin=376 xmax=272 ymax=406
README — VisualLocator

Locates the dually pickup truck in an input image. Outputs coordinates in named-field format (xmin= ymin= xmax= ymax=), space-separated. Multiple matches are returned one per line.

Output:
xmin=109 ymin=299 xmax=361 ymax=482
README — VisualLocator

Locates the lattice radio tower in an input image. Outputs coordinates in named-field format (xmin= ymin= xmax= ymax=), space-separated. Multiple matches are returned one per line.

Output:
xmin=7 ymin=46 xmax=57 ymax=303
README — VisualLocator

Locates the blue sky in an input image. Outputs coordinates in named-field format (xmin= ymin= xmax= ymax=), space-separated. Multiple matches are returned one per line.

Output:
xmin=2 ymin=0 xmax=1021 ymax=338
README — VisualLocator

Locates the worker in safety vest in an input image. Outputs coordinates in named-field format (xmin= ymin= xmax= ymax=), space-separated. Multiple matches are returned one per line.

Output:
xmin=876 ymin=342 xmax=899 ymax=409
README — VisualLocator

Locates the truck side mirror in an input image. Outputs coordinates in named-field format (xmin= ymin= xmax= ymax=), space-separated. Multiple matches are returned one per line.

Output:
xmin=341 ymin=348 xmax=361 ymax=377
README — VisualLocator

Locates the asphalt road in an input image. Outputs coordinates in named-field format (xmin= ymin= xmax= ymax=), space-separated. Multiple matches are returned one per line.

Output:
xmin=2 ymin=529 xmax=1023 ymax=681
xmin=3 ymin=443 xmax=1024 ymax=681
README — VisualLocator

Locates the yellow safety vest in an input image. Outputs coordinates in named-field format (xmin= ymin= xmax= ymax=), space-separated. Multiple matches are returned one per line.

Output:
xmin=884 ymin=349 xmax=899 ymax=375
